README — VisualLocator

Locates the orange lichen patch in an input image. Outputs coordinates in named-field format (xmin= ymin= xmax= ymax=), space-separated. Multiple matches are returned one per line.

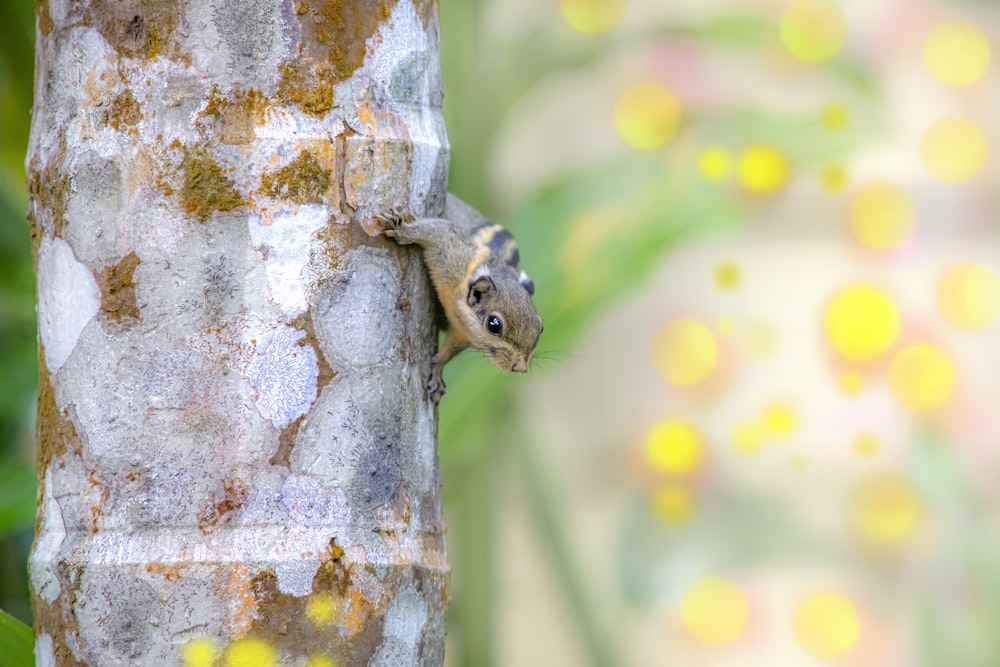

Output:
xmin=105 ymin=89 xmax=142 ymax=132
xmin=88 ymin=0 xmax=181 ymax=60
xmin=198 ymin=478 xmax=249 ymax=533
xmin=222 ymin=564 xmax=264 ymax=636
xmin=341 ymin=588 xmax=376 ymax=636
xmin=164 ymin=148 xmax=244 ymax=222
xmin=96 ymin=251 xmax=141 ymax=324
xmin=261 ymin=150 xmax=333 ymax=204
xmin=201 ymin=87 xmax=268 ymax=145
xmin=146 ymin=562 xmax=184 ymax=582
xmin=279 ymin=0 xmax=399 ymax=117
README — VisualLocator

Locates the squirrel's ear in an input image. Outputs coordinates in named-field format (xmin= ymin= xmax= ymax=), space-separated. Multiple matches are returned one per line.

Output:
xmin=519 ymin=271 xmax=535 ymax=296
xmin=468 ymin=268 xmax=496 ymax=307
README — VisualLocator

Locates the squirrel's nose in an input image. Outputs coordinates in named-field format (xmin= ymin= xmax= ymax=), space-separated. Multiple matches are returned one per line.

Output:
xmin=511 ymin=359 xmax=528 ymax=373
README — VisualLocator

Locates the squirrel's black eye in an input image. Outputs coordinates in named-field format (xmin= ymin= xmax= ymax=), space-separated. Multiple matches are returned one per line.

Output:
xmin=485 ymin=315 xmax=503 ymax=337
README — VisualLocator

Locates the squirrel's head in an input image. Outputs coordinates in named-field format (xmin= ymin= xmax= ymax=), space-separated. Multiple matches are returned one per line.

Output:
xmin=464 ymin=265 xmax=542 ymax=373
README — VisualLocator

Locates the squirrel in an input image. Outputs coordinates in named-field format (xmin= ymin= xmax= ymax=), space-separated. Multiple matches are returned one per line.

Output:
xmin=380 ymin=194 xmax=543 ymax=404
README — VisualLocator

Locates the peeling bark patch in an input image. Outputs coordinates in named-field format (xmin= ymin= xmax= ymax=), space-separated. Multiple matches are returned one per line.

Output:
xmin=35 ymin=0 xmax=54 ymax=36
xmin=412 ymin=0 xmax=437 ymax=31
xmin=173 ymin=148 xmax=244 ymax=222
xmin=243 ymin=544 xmax=388 ymax=665
xmin=86 ymin=470 xmax=111 ymax=533
xmin=105 ymin=89 xmax=142 ymax=132
xmin=32 ymin=596 xmax=85 ymax=667
xmin=96 ymin=251 xmax=141 ymax=324
xmin=30 ymin=469 xmax=67 ymax=606
xmin=270 ymin=415 xmax=303 ymax=468
xmin=247 ymin=564 xmax=350 ymax=663
xmin=291 ymin=311 xmax=336 ymax=398
xmin=370 ymin=586 xmax=428 ymax=667
xmin=37 ymin=236 xmax=101 ymax=372
xmin=27 ymin=151 xmax=70 ymax=240
xmin=145 ymin=562 xmax=183 ymax=582
xmin=88 ymin=0 xmax=180 ymax=60
xmin=36 ymin=352 xmax=83 ymax=478
xmin=198 ymin=478 xmax=249 ymax=533
xmin=261 ymin=150 xmax=332 ymax=204
xmin=246 ymin=326 xmax=319 ymax=429
xmin=201 ymin=87 xmax=267 ymax=145
xmin=279 ymin=0 xmax=399 ymax=117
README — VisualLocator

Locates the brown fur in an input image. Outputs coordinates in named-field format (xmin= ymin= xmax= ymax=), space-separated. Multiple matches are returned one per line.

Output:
xmin=382 ymin=194 xmax=542 ymax=403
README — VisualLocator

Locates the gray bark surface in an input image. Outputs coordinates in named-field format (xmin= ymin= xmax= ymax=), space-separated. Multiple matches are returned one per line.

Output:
xmin=27 ymin=1 xmax=449 ymax=665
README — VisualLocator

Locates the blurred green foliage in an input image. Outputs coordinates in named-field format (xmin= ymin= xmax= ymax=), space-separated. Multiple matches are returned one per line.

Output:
xmin=0 ymin=609 xmax=33 ymax=666
xmin=437 ymin=4 xmax=878 ymax=664
xmin=0 ymin=0 xmax=39 ymax=631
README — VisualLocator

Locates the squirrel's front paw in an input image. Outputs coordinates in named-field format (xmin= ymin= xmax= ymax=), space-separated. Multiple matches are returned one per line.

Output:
xmin=375 ymin=207 xmax=408 ymax=236
xmin=427 ymin=369 xmax=446 ymax=405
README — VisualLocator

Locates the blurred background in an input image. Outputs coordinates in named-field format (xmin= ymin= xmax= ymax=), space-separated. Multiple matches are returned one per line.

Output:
xmin=4 ymin=0 xmax=1000 ymax=665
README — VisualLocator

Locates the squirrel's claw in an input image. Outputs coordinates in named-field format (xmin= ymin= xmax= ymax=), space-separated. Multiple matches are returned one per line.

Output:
xmin=375 ymin=207 xmax=408 ymax=233
xmin=427 ymin=365 xmax=446 ymax=405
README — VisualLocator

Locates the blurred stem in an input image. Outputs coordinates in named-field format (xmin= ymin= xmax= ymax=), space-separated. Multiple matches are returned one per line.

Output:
xmin=456 ymin=452 xmax=497 ymax=667
xmin=512 ymin=417 xmax=618 ymax=667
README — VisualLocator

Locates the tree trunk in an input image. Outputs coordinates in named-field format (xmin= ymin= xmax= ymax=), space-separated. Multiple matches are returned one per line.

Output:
xmin=27 ymin=1 xmax=449 ymax=665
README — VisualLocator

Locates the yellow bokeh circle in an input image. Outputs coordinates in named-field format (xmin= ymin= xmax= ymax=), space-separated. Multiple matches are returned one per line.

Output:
xmin=938 ymin=263 xmax=1000 ymax=330
xmin=224 ymin=637 xmax=276 ymax=667
xmin=698 ymin=147 xmax=732 ymax=181
xmin=183 ymin=638 xmax=218 ymax=667
xmin=614 ymin=83 xmax=682 ymax=151
xmin=820 ymin=164 xmax=848 ymax=193
xmin=305 ymin=657 xmax=338 ymax=667
xmin=762 ymin=403 xmax=796 ymax=437
xmin=889 ymin=343 xmax=955 ymax=410
xmin=680 ymin=577 xmax=749 ymax=645
xmin=651 ymin=485 xmax=694 ymax=524
xmin=714 ymin=262 xmax=741 ymax=289
xmin=852 ymin=471 xmax=921 ymax=544
xmin=560 ymin=0 xmax=626 ymax=35
xmin=737 ymin=146 xmax=788 ymax=194
xmin=652 ymin=318 xmax=718 ymax=386
xmin=921 ymin=118 xmax=988 ymax=183
xmin=781 ymin=0 xmax=847 ymax=63
xmin=793 ymin=592 xmax=861 ymax=658
xmin=848 ymin=183 xmax=915 ymax=250
xmin=646 ymin=420 xmax=703 ymax=476
xmin=821 ymin=103 xmax=850 ymax=130
xmin=306 ymin=593 xmax=340 ymax=627
xmin=924 ymin=21 xmax=991 ymax=86
xmin=824 ymin=285 xmax=901 ymax=362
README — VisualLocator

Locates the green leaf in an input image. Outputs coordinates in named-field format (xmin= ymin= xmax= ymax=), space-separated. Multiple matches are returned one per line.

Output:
xmin=0 ymin=608 xmax=33 ymax=667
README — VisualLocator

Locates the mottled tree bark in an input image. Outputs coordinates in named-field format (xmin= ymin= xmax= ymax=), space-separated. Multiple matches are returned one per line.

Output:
xmin=27 ymin=1 xmax=449 ymax=665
